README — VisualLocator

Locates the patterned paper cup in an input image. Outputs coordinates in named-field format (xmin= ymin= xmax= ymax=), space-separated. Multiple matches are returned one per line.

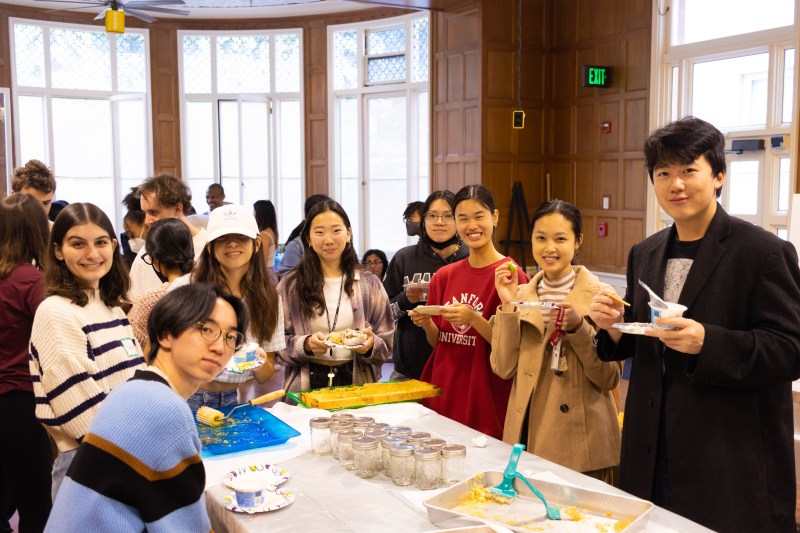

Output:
xmin=649 ymin=302 xmax=687 ymax=329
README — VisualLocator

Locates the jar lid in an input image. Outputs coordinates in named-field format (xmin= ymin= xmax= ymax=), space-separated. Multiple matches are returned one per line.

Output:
xmin=352 ymin=416 xmax=375 ymax=427
xmin=365 ymin=428 xmax=388 ymax=438
xmin=441 ymin=444 xmax=467 ymax=456
xmin=389 ymin=443 xmax=415 ymax=456
xmin=352 ymin=436 xmax=379 ymax=450
xmin=309 ymin=416 xmax=331 ymax=428
xmin=421 ymin=438 xmax=446 ymax=450
xmin=381 ymin=436 xmax=407 ymax=448
xmin=387 ymin=426 xmax=412 ymax=435
xmin=413 ymin=446 xmax=441 ymax=459
xmin=337 ymin=430 xmax=361 ymax=443
xmin=330 ymin=413 xmax=355 ymax=421
xmin=407 ymin=432 xmax=431 ymax=442
xmin=368 ymin=422 xmax=390 ymax=431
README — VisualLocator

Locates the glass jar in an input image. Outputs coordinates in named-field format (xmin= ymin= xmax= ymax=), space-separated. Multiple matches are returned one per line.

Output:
xmin=440 ymin=444 xmax=467 ymax=486
xmin=368 ymin=422 xmax=390 ymax=432
xmin=352 ymin=416 xmax=375 ymax=430
xmin=387 ymin=426 xmax=412 ymax=438
xmin=381 ymin=436 xmax=407 ymax=476
xmin=330 ymin=421 xmax=353 ymax=460
xmin=352 ymin=437 xmax=380 ymax=479
xmin=309 ymin=416 xmax=332 ymax=456
xmin=330 ymin=413 xmax=355 ymax=424
xmin=406 ymin=431 xmax=431 ymax=448
xmin=337 ymin=430 xmax=361 ymax=471
xmin=389 ymin=444 xmax=416 ymax=486
xmin=414 ymin=447 xmax=441 ymax=490
xmin=365 ymin=428 xmax=388 ymax=439
xmin=420 ymin=438 xmax=446 ymax=451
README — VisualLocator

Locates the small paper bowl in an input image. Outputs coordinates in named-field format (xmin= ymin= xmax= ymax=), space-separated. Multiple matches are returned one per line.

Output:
xmin=234 ymin=342 xmax=260 ymax=363
xmin=649 ymin=302 xmax=686 ymax=329
xmin=231 ymin=479 xmax=267 ymax=509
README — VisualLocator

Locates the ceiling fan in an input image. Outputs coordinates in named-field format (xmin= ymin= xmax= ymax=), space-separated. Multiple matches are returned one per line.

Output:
xmin=35 ymin=0 xmax=189 ymax=32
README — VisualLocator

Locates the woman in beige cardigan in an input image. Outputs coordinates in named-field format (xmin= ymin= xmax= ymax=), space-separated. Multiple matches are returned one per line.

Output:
xmin=491 ymin=200 xmax=620 ymax=484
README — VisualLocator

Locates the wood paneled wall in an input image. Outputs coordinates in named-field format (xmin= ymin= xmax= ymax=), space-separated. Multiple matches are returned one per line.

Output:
xmin=547 ymin=0 xmax=651 ymax=274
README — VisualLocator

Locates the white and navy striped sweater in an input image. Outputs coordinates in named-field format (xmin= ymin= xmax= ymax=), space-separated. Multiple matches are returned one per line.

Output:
xmin=29 ymin=293 xmax=145 ymax=453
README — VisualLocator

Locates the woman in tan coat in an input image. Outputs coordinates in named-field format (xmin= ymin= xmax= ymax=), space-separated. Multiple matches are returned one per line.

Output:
xmin=491 ymin=199 xmax=620 ymax=484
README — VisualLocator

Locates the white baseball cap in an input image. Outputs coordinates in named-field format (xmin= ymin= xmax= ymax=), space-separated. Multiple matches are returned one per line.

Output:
xmin=206 ymin=204 xmax=259 ymax=242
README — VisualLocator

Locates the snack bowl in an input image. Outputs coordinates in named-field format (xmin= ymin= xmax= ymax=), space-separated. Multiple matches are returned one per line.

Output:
xmin=648 ymin=302 xmax=686 ymax=330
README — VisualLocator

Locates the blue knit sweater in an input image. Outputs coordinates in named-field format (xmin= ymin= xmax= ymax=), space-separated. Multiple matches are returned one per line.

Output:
xmin=45 ymin=370 xmax=210 ymax=532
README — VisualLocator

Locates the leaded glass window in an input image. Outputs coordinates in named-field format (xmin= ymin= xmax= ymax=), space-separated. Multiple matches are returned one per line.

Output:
xmin=411 ymin=18 xmax=429 ymax=83
xmin=183 ymin=35 xmax=212 ymax=93
xmin=275 ymin=34 xmax=301 ymax=93
xmin=117 ymin=34 xmax=147 ymax=92
xmin=13 ymin=24 xmax=45 ymax=88
xmin=50 ymin=28 xmax=111 ymax=91
xmin=333 ymin=30 xmax=358 ymax=90
xmin=217 ymin=36 xmax=270 ymax=94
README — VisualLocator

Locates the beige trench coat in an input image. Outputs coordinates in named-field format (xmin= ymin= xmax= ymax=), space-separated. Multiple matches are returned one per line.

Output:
xmin=490 ymin=266 xmax=621 ymax=473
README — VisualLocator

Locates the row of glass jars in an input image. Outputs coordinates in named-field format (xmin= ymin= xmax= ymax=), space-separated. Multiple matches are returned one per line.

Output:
xmin=309 ymin=414 xmax=466 ymax=489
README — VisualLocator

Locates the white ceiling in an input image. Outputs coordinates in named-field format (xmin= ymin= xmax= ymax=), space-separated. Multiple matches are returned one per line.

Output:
xmin=0 ymin=0 xmax=377 ymax=19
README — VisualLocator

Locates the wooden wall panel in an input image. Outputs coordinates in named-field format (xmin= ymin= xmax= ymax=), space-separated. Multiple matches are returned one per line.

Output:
xmin=150 ymin=27 xmax=181 ymax=177
xmin=624 ymin=158 xmax=647 ymax=211
xmin=575 ymin=160 xmax=594 ymax=207
xmin=576 ymin=104 xmax=594 ymax=153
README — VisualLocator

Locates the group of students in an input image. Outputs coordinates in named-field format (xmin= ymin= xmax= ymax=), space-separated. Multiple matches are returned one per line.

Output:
xmin=1 ymin=115 xmax=799 ymax=533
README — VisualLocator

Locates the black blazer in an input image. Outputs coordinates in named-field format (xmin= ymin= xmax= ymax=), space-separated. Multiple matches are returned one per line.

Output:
xmin=597 ymin=206 xmax=800 ymax=532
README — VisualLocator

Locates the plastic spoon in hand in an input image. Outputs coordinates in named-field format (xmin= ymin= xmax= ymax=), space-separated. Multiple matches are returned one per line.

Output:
xmin=638 ymin=279 xmax=667 ymax=309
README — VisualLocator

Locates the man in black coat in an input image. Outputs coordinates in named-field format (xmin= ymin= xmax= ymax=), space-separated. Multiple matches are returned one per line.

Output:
xmin=589 ymin=116 xmax=800 ymax=532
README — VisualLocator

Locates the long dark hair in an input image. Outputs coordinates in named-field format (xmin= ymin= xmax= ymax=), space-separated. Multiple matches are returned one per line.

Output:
xmin=287 ymin=199 xmax=358 ymax=318
xmin=419 ymin=190 xmax=460 ymax=249
xmin=0 ymin=194 xmax=50 ymax=279
xmin=146 ymin=218 xmax=195 ymax=275
xmin=47 ymin=203 xmax=130 ymax=307
xmin=192 ymin=232 xmax=279 ymax=345
xmin=253 ymin=199 xmax=279 ymax=243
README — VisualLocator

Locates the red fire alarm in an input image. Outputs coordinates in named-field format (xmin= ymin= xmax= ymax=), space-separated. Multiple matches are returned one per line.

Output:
xmin=600 ymin=121 xmax=612 ymax=134
xmin=598 ymin=222 xmax=608 ymax=236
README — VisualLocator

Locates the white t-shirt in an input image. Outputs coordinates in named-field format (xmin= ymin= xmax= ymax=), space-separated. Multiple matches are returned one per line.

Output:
xmin=128 ymin=226 xmax=207 ymax=300
xmin=309 ymin=276 xmax=355 ymax=364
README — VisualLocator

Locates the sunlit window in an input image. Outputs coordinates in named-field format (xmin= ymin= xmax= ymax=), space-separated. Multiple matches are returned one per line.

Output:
xmin=692 ymin=54 xmax=768 ymax=129
xmin=671 ymin=0 xmax=794 ymax=46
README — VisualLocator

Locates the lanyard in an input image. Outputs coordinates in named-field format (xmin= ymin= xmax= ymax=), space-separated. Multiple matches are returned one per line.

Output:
xmin=548 ymin=307 xmax=565 ymax=371
xmin=325 ymin=275 xmax=345 ymax=357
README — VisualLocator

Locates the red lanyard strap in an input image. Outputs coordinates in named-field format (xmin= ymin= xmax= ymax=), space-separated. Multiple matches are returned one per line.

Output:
xmin=548 ymin=306 xmax=565 ymax=347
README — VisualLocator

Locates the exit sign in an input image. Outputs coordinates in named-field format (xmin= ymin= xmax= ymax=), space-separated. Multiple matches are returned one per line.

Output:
xmin=582 ymin=65 xmax=613 ymax=88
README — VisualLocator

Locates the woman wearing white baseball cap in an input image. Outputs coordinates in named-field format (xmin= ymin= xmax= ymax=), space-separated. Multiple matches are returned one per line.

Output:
xmin=181 ymin=204 xmax=285 ymax=413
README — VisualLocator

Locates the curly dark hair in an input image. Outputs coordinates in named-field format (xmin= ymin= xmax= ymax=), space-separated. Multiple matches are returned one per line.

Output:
xmin=11 ymin=159 xmax=56 ymax=194
xmin=137 ymin=174 xmax=192 ymax=213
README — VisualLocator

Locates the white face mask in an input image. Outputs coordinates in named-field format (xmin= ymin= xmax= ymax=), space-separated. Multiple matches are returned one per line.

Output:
xmin=129 ymin=237 xmax=145 ymax=254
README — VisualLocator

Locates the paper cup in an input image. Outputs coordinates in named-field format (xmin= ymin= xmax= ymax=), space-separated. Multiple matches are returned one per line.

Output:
xmin=234 ymin=342 xmax=260 ymax=364
xmin=231 ymin=478 xmax=266 ymax=508
xmin=649 ymin=302 xmax=686 ymax=329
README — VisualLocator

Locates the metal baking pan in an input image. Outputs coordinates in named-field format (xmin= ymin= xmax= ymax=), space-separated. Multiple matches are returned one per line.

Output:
xmin=424 ymin=470 xmax=654 ymax=532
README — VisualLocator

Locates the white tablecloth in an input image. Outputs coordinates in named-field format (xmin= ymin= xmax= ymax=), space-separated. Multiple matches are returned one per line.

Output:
xmin=204 ymin=403 xmax=712 ymax=533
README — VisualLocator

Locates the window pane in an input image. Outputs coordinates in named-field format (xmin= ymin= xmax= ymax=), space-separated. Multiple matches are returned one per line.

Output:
xmin=367 ymin=96 xmax=406 ymax=253
xmin=783 ymin=49 xmax=794 ymax=124
xmin=13 ymin=24 xmax=45 ymax=88
xmin=50 ymin=28 xmax=111 ymax=91
xmin=217 ymin=36 xmax=270 ymax=94
xmin=338 ymin=97 xmax=358 ymax=179
xmin=692 ymin=54 xmax=768 ymax=129
xmin=115 ymin=99 xmax=147 ymax=181
xmin=182 ymin=36 xmax=211 ymax=93
xmin=58 ymin=177 xmax=117 ymax=227
xmin=240 ymin=100 xmax=269 ymax=180
xmin=185 ymin=101 xmax=213 ymax=180
xmin=18 ymin=95 xmax=47 ymax=164
xmin=727 ymin=160 xmax=759 ymax=215
xmin=52 ymin=98 xmax=112 ymax=179
xmin=778 ymin=157 xmax=791 ymax=212
xmin=777 ymin=228 xmax=788 ymax=240
xmin=116 ymin=34 xmax=147 ymax=92
xmin=333 ymin=30 xmax=358 ymax=90
xmin=279 ymin=100 xmax=302 ymax=180
xmin=367 ymin=55 xmax=406 ymax=84
xmin=367 ymin=28 xmax=405 ymax=55
xmin=411 ymin=18 xmax=429 ymax=83
xmin=279 ymin=178 xmax=302 ymax=241
xmin=417 ymin=90 xmax=429 ymax=186
xmin=275 ymin=33 xmax=301 ymax=93
xmin=218 ymin=100 xmax=240 ymax=204
xmin=670 ymin=66 xmax=679 ymax=122
xmin=671 ymin=0 xmax=794 ymax=45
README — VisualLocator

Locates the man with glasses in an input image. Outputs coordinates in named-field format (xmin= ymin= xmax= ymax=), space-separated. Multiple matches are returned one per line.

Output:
xmin=129 ymin=174 xmax=208 ymax=300
xmin=45 ymin=283 xmax=248 ymax=532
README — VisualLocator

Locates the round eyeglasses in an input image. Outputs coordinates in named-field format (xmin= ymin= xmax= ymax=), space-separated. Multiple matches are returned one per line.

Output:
xmin=424 ymin=213 xmax=455 ymax=223
xmin=364 ymin=260 xmax=383 ymax=266
xmin=196 ymin=321 xmax=246 ymax=351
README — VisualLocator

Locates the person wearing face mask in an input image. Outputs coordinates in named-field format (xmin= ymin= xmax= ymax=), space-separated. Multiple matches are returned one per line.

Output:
xmin=403 ymin=201 xmax=424 ymax=237
xmin=121 ymin=210 xmax=146 ymax=268
xmin=383 ymin=191 xmax=468 ymax=381
xmin=127 ymin=218 xmax=195 ymax=354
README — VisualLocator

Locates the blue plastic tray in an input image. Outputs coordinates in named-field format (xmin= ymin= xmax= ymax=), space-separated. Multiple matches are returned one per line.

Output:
xmin=196 ymin=404 xmax=300 ymax=457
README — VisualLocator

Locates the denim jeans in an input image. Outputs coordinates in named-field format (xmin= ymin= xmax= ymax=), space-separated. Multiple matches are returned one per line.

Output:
xmin=187 ymin=389 xmax=238 ymax=414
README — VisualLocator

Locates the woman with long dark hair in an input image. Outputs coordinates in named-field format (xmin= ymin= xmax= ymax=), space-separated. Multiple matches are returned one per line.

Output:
xmin=29 ymin=203 xmax=145 ymax=499
xmin=0 ymin=194 xmax=54 ymax=532
xmin=254 ymin=199 xmax=279 ymax=283
xmin=410 ymin=185 xmax=528 ymax=439
xmin=277 ymin=200 xmax=394 ymax=392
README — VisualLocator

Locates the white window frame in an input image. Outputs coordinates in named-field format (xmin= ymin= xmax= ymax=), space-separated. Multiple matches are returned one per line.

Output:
xmin=328 ymin=13 xmax=430 ymax=256
xmin=9 ymin=17 xmax=153 ymax=231
xmin=177 ymin=29 xmax=304 ymax=236
xmin=647 ymin=3 xmax=800 ymax=237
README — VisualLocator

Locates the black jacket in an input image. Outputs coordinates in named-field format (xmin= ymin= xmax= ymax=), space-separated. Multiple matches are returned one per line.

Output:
xmin=596 ymin=206 xmax=800 ymax=532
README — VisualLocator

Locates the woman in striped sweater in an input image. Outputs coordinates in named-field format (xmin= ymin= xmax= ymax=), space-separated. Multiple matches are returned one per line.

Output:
xmin=29 ymin=203 xmax=145 ymax=499
xmin=490 ymin=199 xmax=621 ymax=484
